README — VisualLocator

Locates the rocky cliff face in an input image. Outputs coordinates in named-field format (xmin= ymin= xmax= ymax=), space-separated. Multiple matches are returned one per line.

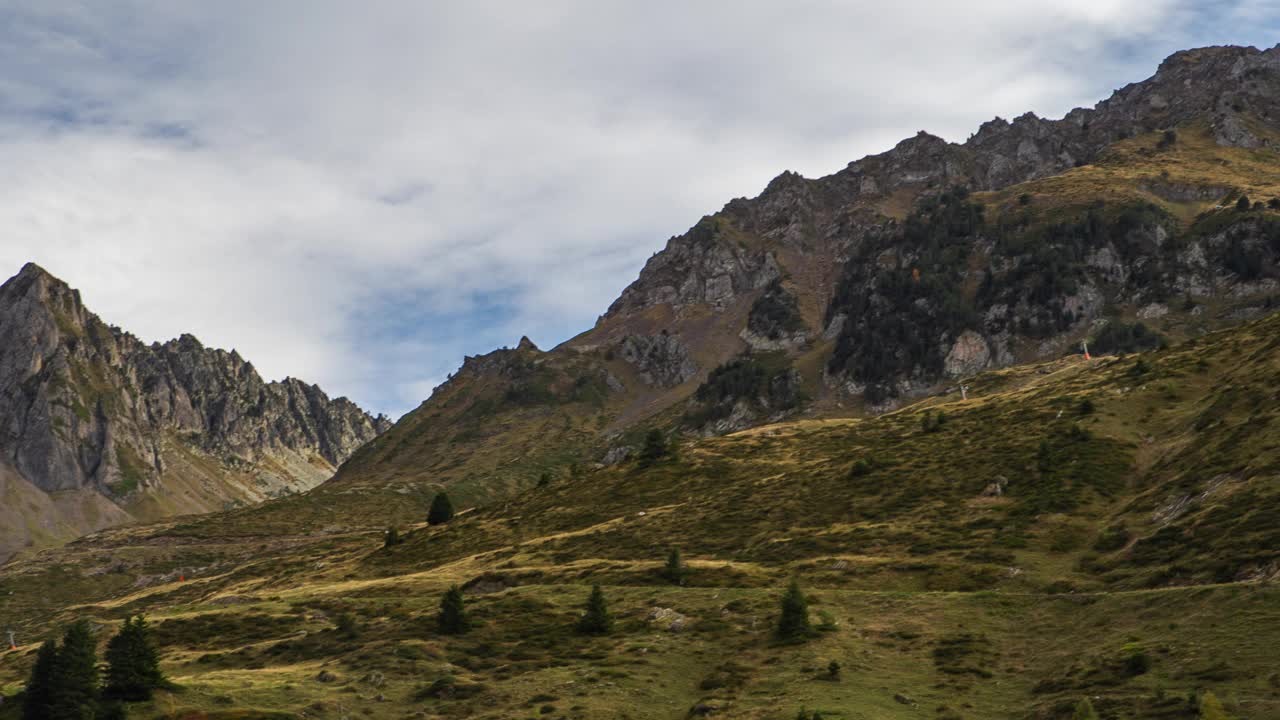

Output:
xmin=0 ymin=263 xmax=389 ymax=558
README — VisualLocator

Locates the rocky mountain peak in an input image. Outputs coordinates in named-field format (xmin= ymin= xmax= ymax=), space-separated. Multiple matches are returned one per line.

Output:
xmin=602 ymin=45 xmax=1280 ymax=329
xmin=0 ymin=263 xmax=390 ymax=559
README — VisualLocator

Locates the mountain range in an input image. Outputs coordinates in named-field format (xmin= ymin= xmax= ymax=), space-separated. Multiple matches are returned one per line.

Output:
xmin=0 ymin=44 xmax=1279 ymax=720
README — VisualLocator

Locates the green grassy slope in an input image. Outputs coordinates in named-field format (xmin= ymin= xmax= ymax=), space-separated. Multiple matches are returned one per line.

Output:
xmin=1 ymin=311 xmax=1278 ymax=719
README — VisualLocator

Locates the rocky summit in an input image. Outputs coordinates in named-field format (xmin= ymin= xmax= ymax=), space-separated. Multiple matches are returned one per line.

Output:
xmin=0 ymin=263 xmax=389 ymax=560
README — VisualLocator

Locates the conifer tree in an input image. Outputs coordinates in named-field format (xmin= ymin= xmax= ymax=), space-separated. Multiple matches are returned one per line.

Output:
xmin=637 ymin=429 xmax=668 ymax=467
xmin=776 ymin=579 xmax=812 ymax=641
xmin=104 ymin=615 xmax=164 ymax=701
xmin=1071 ymin=697 xmax=1100 ymax=720
xmin=384 ymin=527 xmax=401 ymax=547
xmin=51 ymin=619 xmax=99 ymax=720
xmin=662 ymin=547 xmax=685 ymax=584
xmin=21 ymin=639 xmax=58 ymax=720
xmin=437 ymin=585 xmax=470 ymax=635
xmin=427 ymin=492 xmax=454 ymax=525
xmin=576 ymin=585 xmax=613 ymax=635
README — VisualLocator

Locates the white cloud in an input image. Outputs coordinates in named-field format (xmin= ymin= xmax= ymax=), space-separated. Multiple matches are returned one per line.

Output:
xmin=0 ymin=1 xmax=1274 ymax=417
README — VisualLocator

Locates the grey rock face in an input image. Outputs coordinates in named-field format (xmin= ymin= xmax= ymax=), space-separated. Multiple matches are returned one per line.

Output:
xmin=0 ymin=263 xmax=390 ymax=499
xmin=606 ymin=217 xmax=781 ymax=317
xmin=943 ymin=331 xmax=992 ymax=378
xmin=619 ymin=333 xmax=698 ymax=387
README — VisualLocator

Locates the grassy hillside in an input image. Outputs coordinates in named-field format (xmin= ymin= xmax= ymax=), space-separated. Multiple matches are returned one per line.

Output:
xmin=2 ymin=310 xmax=1278 ymax=719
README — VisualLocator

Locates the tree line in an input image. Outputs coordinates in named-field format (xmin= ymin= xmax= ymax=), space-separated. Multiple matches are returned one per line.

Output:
xmin=21 ymin=615 xmax=164 ymax=720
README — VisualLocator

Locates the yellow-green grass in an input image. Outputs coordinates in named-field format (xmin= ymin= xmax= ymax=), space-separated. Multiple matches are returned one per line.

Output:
xmin=3 ymin=311 xmax=1280 ymax=718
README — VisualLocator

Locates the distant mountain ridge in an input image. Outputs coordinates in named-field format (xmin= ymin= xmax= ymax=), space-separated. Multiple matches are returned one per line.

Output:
xmin=331 ymin=44 xmax=1280 ymax=509
xmin=0 ymin=262 xmax=390 ymax=559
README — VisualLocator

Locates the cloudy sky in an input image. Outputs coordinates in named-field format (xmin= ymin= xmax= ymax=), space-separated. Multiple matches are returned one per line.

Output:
xmin=0 ymin=2 xmax=1276 ymax=418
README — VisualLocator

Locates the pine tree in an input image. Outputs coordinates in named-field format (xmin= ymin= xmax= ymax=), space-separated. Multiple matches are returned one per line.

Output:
xmin=637 ymin=429 xmax=668 ymax=467
xmin=427 ymin=492 xmax=454 ymax=525
xmin=22 ymin=639 xmax=58 ymax=720
xmin=576 ymin=585 xmax=613 ymax=635
xmin=384 ymin=527 xmax=401 ymax=547
xmin=1071 ymin=697 xmax=1100 ymax=720
xmin=51 ymin=619 xmax=99 ymax=720
xmin=1237 ymin=195 xmax=1251 ymax=211
xmin=662 ymin=547 xmax=685 ymax=583
xmin=104 ymin=615 xmax=164 ymax=701
xmin=776 ymin=579 xmax=812 ymax=641
xmin=437 ymin=585 xmax=470 ymax=635
xmin=1199 ymin=691 xmax=1231 ymax=720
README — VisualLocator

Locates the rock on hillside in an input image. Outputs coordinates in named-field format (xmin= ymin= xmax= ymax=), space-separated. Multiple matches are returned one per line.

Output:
xmin=0 ymin=263 xmax=390 ymax=559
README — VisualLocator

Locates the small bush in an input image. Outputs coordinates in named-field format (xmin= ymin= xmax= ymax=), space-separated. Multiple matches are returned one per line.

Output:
xmin=1122 ymin=645 xmax=1153 ymax=676
xmin=335 ymin=612 xmax=360 ymax=639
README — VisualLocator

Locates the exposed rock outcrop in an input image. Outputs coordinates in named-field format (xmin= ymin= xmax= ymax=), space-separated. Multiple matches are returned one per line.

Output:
xmin=619 ymin=333 xmax=698 ymax=387
xmin=944 ymin=331 xmax=992 ymax=378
